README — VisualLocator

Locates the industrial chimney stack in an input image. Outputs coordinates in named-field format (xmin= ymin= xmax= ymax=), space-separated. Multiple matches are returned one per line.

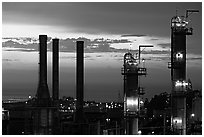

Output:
xmin=36 ymin=35 xmax=50 ymax=105
xmin=52 ymin=38 xmax=59 ymax=102
xmin=34 ymin=35 xmax=52 ymax=135
xmin=75 ymin=41 xmax=84 ymax=123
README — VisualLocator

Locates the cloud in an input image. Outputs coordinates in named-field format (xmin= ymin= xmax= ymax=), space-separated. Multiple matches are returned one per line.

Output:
xmin=121 ymin=34 xmax=147 ymax=37
xmin=96 ymin=55 xmax=103 ymax=58
xmin=150 ymin=38 xmax=159 ymax=41
xmin=2 ymin=59 xmax=19 ymax=62
xmin=2 ymin=37 xmax=132 ymax=53
xmin=187 ymin=57 xmax=202 ymax=60
xmin=142 ymin=50 xmax=170 ymax=55
xmin=84 ymin=55 xmax=95 ymax=60
xmin=60 ymin=56 xmax=76 ymax=59
xmin=157 ymin=43 xmax=171 ymax=49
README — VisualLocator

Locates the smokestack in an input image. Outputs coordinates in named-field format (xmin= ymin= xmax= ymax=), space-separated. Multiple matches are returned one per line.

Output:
xmin=75 ymin=41 xmax=84 ymax=123
xmin=52 ymin=39 xmax=59 ymax=101
xmin=36 ymin=35 xmax=50 ymax=105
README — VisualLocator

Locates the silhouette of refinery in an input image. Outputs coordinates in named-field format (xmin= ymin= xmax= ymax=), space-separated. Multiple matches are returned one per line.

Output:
xmin=2 ymin=9 xmax=202 ymax=135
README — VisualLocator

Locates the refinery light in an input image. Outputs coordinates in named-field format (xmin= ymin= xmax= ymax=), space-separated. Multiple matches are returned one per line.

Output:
xmin=175 ymin=80 xmax=188 ymax=87
xmin=138 ymin=130 xmax=142 ymax=135
xmin=173 ymin=117 xmax=182 ymax=124
xmin=127 ymin=97 xmax=139 ymax=111
xmin=176 ymin=52 xmax=183 ymax=59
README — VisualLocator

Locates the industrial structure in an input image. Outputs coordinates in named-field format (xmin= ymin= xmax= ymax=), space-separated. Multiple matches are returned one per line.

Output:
xmin=52 ymin=38 xmax=60 ymax=134
xmin=75 ymin=41 xmax=85 ymax=123
xmin=52 ymin=39 xmax=60 ymax=103
xmin=168 ymin=9 xmax=199 ymax=135
xmin=33 ymin=35 xmax=53 ymax=134
xmin=122 ymin=45 xmax=153 ymax=134
xmin=2 ymin=9 xmax=201 ymax=134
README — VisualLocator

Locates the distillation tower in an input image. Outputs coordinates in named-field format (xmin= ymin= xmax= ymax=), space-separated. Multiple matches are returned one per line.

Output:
xmin=122 ymin=45 xmax=152 ymax=135
xmin=168 ymin=10 xmax=198 ymax=135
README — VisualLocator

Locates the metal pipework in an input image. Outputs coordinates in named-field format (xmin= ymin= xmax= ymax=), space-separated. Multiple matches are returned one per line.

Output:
xmin=186 ymin=9 xmax=199 ymax=18
xmin=139 ymin=45 xmax=154 ymax=64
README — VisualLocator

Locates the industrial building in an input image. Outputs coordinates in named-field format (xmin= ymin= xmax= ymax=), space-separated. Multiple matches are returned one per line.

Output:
xmin=2 ymin=9 xmax=201 ymax=135
xmin=168 ymin=10 xmax=199 ymax=135
xmin=121 ymin=45 xmax=153 ymax=134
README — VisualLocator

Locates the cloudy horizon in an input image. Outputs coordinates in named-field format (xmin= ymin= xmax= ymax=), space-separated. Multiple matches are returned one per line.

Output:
xmin=2 ymin=2 xmax=202 ymax=101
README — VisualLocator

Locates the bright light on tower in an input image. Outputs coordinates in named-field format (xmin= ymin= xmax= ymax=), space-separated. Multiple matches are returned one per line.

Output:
xmin=176 ymin=52 xmax=183 ymax=59
xmin=127 ymin=97 xmax=138 ymax=106
xmin=127 ymin=97 xmax=139 ymax=112
xmin=191 ymin=113 xmax=195 ymax=117
xmin=173 ymin=117 xmax=182 ymax=124
xmin=175 ymin=80 xmax=188 ymax=87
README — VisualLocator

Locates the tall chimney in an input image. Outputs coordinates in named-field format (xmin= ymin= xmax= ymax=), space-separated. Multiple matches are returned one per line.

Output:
xmin=52 ymin=39 xmax=59 ymax=101
xmin=36 ymin=35 xmax=50 ymax=105
xmin=75 ymin=41 xmax=84 ymax=123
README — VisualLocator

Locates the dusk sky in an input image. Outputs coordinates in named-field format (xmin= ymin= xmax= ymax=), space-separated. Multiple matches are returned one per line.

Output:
xmin=2 ymin=2 xmax=202 ymax=101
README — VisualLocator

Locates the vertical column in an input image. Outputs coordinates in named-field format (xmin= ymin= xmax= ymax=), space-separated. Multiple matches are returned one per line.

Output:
xmin=52 ymin=39 xmax=59 ymax=134
xmin=52 ymin=39 xmax=59 ymax=101
xmin=39 ymin=35 xmax=48 ymax=85
xmin=37 ymin=35 xmax=50 ymax=101
xmin=75 ymin=41 xmax=84 ymax=123
xmin=170 ymin=16 xmax=188 ymax=135
xmin=35 ymin=35 xmax=51 ymax=135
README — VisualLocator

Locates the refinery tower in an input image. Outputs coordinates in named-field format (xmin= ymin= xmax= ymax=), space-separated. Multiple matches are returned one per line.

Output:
xmin=122 ymin=45 xmax=152 ymax=135
xmin=168 ymin=10 xmax=198 ymax=135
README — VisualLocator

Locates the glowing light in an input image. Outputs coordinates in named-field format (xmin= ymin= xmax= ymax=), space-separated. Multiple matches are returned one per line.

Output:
xmin=127 ymin=98 xmax=138 ymax=106
xmin=140 ymin=100 xmax=144 ymax=104
xmin=138 ymin=130 xmax=142 ymax=135
xmin=173 ymin=117 xmax=182 ymax=124
xmin=176 ymin=52 xmax=183 ymax=59
xmin=106 ymin=118 xmax=110 ymax=122
xmin=127 ymin=97 xmax=139 ymax=112
xmin=191 ymin=113 xmax=195 ymax=117
xmin=133 ymin=62 xmax=138 ymax=65
xmin=175 ymin=80 xmax=188 ymax=87
xmin=176 ymin=23 xmax=182 ymax=27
